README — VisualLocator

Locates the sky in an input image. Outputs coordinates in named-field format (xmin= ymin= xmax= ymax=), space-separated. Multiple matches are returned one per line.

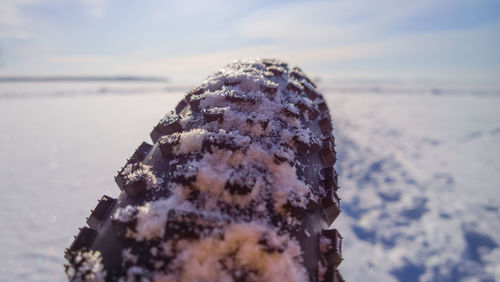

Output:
xmin=0 ymin=0 xmax=499 ymax=83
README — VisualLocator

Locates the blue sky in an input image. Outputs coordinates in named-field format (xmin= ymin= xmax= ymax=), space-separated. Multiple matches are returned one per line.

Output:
xmin=0 ymin=0 xmax=499 ymax=83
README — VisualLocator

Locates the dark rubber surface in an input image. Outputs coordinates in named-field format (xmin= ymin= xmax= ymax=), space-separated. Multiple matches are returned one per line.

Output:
xmin=65 ymin=59 xmax=343 ymax=282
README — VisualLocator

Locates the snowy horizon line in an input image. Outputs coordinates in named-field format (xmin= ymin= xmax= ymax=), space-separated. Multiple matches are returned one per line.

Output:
xmin=0 ymin=75 xmax=169 ymax=83
xmin=0 ymin=75 xmax=498 ymax=88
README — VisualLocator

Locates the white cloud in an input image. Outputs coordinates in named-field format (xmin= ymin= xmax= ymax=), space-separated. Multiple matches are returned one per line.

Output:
xmin=43 ymin=55 xmax=116 ymax=64
xmin=0 ymin=0 xmax=108 ymax=40
xmin=30 ymin=19 xmax=499 ymax=83
xmin=154 ymin=25 xmax=499 ymax=82
xmin=232 ymin=0 xmax=436 ymax=45
xmin=80 ymin=0 xmax=107 ymax=17
xmin=0 ymin=0 xmax=39 ymax=39
xmin=1 ymin=0 xmax=498 ymax=82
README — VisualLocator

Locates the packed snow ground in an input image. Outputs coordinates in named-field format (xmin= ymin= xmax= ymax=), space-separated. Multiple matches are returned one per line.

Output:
xmin=0 ymin=82 xmax=499 ymax=281
xmin=330 ymin=93 xmax=500 ymax=281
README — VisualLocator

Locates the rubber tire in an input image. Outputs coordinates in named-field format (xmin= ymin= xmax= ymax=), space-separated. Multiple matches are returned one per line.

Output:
xmin=65 ymin=59 xmax=344 ymax=282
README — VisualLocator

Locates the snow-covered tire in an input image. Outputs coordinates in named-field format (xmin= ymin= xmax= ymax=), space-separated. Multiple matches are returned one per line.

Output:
xmin=65 ymin=59 xmax=344 ymax=282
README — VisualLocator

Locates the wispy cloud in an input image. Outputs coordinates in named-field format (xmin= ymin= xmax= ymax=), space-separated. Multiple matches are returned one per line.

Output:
xmin=0 ymin=0 xmax=37 ymax=39
xmin=0 ymin=0 xmax=499 ymax=82
xmin=104 ymin=0 xmax=499 ymax=82
xmin=0 ymin=0 xmax=108 ymax=40
xmin=80 ymin=0 xmax=107 ymax=17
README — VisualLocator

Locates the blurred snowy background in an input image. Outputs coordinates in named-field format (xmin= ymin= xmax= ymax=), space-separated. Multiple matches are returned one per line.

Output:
xmin=1 ymin=0 xmax=499 ymax=281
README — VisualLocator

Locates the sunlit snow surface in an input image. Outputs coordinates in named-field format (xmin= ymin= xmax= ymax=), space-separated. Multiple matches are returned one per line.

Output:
xmin=0 ymin=82 xmax=499 ymax=281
